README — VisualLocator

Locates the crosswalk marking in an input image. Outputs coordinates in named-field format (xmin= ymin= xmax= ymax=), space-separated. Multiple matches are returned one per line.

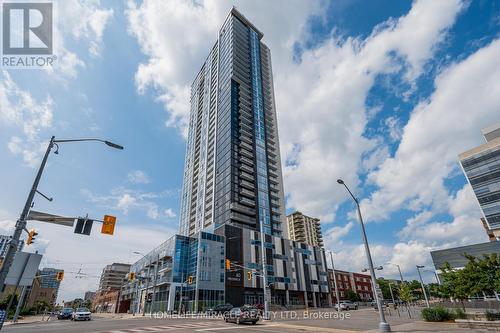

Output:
xmin=97 ymin=322 xmax=226 ymax=333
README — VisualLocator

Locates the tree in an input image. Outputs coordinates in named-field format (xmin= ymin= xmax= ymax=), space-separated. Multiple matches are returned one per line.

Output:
xmin=439 ymin=253 xmax=500 ymax=310
xmin=398 ymin=283 xmax=413 ymax=318
xmin=346 ymin=289 xmax=361 ymax=302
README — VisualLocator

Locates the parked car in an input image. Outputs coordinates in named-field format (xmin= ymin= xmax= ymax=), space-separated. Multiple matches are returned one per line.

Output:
xmin=371 ymin=300 xmax=388 ymax=310
xmin=207 ymin=303 xmax=233 ymax=314
xmin=71 ymin=307 xmax=91 ymax=321
xmin=57 ymin=308 xmax=73 ymax=320
xmin=334 ymin=300 xmax=358 ymax=310
xmin=224 ymin=306 xmax=259 ymax=325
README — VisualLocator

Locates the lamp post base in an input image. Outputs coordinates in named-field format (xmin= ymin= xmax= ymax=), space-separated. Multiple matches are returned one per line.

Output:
xmin=379 ymin=322 xmax=391 ymax=332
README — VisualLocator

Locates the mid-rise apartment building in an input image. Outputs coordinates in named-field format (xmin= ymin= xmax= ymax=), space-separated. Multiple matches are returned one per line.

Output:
xmin=459 ymin=123 xmax=500 ymax=240
xmin=327 ymin=269 xmax=373 ymax=302
xmin=97 ymin=263 xmax=130 ymax=291
xmin=286 ymin=211 xmax=324 ymax=247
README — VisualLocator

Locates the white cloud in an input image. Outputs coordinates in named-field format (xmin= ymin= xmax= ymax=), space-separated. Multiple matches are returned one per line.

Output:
xmin=0 ymin=71 xmax=54 ymax=167
xmin=384 ymin=116 xmax=403 ymax=142
xmin=127 ymin=170 xmax=151 ymax=184
xmin=323 ymin=222 xmax=353 ymax=248
xmin=362 ymin=38 xmax=500 ymax=223
xmin=58 ymin=0 xmax=114 ymax=56
xmin=279 ymin=0 xmax=465 ymax=220
xmin=82 ymin=187 xmax=174 ymax=221
xmin=164 ymin=208 xmax=177 ymax=219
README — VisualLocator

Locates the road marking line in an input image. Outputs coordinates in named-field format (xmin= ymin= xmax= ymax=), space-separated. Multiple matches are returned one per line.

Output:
xmin=196 ymin=324 xmax=278 ymax=331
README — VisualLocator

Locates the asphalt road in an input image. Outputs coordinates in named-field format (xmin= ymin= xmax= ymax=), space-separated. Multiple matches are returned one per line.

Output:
xmin=1 ymin=307 xmax=475 ymax=333
xmin=2 ymin=317 xmax=325 ymax=333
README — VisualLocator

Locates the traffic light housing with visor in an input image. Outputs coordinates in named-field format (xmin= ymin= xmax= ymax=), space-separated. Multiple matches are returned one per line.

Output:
xmin=247 ymin=271 xmax=252 ymax=281
xmin=129 ymin=272 xmax=136 ymax=281
xmin=101 ymin=215 xmax=116 ymax=235
xmin=225 ymin=259 xmax=231 ymax=270
xmin=188 ymin=276 xmax=193 ymax=285
xmin=56 ymin=271 xmax=64 ymax=281
xmin=26 ymin=229 xmax=38 ymax=245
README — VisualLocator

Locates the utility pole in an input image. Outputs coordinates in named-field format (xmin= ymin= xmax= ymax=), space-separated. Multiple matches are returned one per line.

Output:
xmin=142 ymin=258 xmax=152 ymax=316
xmin=338 ymin=179 xmax=391 ymax=332
xmin=150 ymin=254 xmax=160 ymax=314
xmin=416 ymin=265 xmax=430 ymax=308
xmin=0 ymin=137 xmax=54 ymax=289
xmin=329 ymin=251 xmax=341 ymax=312
xmin=0 ymin=136 xmax=122 ymax=290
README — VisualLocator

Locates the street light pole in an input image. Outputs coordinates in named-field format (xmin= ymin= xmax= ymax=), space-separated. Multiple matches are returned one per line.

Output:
xmin=329 ymin=251 xmax=341 ymax=312
xmin=0 ymin=136 xmax=123 ymax=290
xmin=337 ymin=179 xmax=391 ymax=333
xmin=416 ymin=265 xmax=430 ymax=308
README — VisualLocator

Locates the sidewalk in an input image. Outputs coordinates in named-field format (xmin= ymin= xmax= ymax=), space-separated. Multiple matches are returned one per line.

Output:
xmin=363 ymin=321 xmax=484 ymax=333
xmin=3 ymin=315 xmax=54 ymax=326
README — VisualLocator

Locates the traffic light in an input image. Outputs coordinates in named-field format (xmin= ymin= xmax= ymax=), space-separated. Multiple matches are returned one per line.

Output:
xmin=101 ymin=215 xmax=116 ymax=235
xmin=247 ymin=271 xmax=252 ymax=281
xmin=129 ymin=272 xmax=136 ymax=281
xmin=26 ymin=229 xmax=38 ymax=245
xmin=74 ymin=218 xmax=93 ymax=235
xmin=56 ymin=271 xmax=64 ymax=281
xmin=146 ymin=293 xmax=153 ymax=303
xmin=188 ymin=276 xmax=193 ymax=284
xmin=225 ymin=259 xmax=231 ymax=270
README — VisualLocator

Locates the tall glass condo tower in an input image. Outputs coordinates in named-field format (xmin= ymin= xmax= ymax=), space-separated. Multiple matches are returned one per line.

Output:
xmin=179 ymin=8 xmax=287 ymax=240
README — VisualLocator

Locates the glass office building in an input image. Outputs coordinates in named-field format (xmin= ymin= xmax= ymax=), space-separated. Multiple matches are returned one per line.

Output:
xmin=127 ymin=232 xmax=225 ymax=313
xmin=459 ymin=123 xmax=500 ymax=239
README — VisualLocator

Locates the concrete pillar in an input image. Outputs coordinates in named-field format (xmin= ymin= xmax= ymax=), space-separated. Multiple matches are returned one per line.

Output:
xmin=312 ymin=292 xmax=317 ymax=308
xmin=327 ymin=292 xmax=333 ymax=307
xmin=304 ymin=291 xmax=308 ymax=309
xmin=285 ymin=290 xmax=290 ymax=307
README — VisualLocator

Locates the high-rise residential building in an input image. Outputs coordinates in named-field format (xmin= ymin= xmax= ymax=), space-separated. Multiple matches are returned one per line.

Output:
xmin=179 ymin=7 xmax=287 ymax=239
xmin=286 ymin=211 xmax=324 ymax=247
xmin=459 ymin=123 xmax=500 ymax=240
xmin=118 ymin=8 xmax=330 ymax=314
xmin=97 ymin=263 xmax=130 ymax=291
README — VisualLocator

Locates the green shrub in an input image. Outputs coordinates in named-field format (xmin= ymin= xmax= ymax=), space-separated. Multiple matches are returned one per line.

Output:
xmin=454 ymin=308 xmax=466 ymax=319
xmin=485 ymin=310 xmax=500 ymax=321
xmin=421 ymin=306 xmax=453 ymax=322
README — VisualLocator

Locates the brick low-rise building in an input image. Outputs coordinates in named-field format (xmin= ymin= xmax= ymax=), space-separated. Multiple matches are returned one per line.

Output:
xmin=328 ymin=269 xmax=373 ymax=302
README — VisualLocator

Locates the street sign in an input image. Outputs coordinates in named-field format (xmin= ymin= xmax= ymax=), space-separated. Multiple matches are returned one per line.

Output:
xmin=5 ymin=252 xmax=42 ymax=286
xmin=101 ymin=215 xmax=116 ymax=235
xmin=27 ymin=210 xmax=76 ymax=227
xmin=375 ymin=283 xmax=384 ymax=300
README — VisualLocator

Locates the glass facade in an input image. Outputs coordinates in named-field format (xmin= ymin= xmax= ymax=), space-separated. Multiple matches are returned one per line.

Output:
xmin=250 ymin=29 xmax=272 ymax=236
xmin=460 ymin=143 xmax=500 ymax=230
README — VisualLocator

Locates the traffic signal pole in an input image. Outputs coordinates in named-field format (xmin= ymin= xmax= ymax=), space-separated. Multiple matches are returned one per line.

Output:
xmin=0 ymin=136 xmax=55 ymax=290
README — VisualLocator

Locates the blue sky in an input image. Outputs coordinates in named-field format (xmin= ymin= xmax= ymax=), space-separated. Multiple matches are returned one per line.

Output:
xmin=0 ymin=0 xmax=499 ymax=302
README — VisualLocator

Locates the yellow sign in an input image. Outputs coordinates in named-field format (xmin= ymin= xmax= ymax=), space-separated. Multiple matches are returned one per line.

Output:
xmin=101 ymin=215 xmax=116 ymax=235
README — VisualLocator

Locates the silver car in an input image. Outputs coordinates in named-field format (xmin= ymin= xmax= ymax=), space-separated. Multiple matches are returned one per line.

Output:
xmin=335 ymin=300 xmax=358 ymax=310
xmin=71 ymin=307 xmax=91 ymax=321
